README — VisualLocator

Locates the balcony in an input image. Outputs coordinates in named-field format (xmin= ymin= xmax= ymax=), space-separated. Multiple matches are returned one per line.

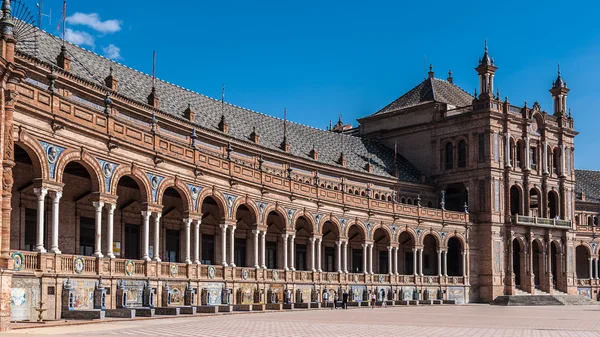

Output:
xmin=512 ymin=215 xmax=572 ymax=228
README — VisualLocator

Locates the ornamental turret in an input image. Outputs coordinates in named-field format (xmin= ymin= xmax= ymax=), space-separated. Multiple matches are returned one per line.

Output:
xmin=475 ymin=40 xmax=497 ymax=100
xmin=549 ymin=64 xmax=570 ymax=117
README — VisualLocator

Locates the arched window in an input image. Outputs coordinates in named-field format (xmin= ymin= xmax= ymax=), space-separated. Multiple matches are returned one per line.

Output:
xmin=427 ymin=201 xmax=433 ymax=208
xmin=516 ymin=140 xmax=524 ymax=168
xmin=354 ymin=190 xmax=359 ymax=196
xmin=387 ymin=195 xmax=392 ymax=202
xmin=458 ymin=140 xmax=467 ymax=168
xmin=374 ymin=193 xmax=380 ymax=199
xmin=348 ymin=189 xmax=354 ymax=194
xmin=401 ymin=197 xmax=406 ymax=204
xmin=595 ymin=217 xmax=599 ymax=226
xmin=407 ymin=198 xmax=412 ymax=205
xmin=552 ymin=148 xmax=560 ymax=175
xmin=575 ymin=215 xmax=579 ymax=226
xmin=588 ymin=216 xmax=593 ymax=226
xmin=445 ymin=142 xmax=453 ymax=169
xmin=361 ymin=191 xmax=366 ymax=197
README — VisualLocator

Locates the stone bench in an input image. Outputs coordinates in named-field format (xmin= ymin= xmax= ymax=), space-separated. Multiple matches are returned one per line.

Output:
xmin=233 ymin=304 xmax=252 ymax=312
xmin=218 ymin=305 xmax=233 ymax=313
xmin=294 ymin=303 xmax=309 ymax=309
xmin=132 ymin=308 xmax=155 ymax=317
xmin=347 ymin=302 xmax=360 ymax=307
xmin=420 ymin=300 xmax=434 ymax=305
xmin=265 ymin=303 xmax=283 ymax=311
xmin=62 ymin=310 xmax=105 ymax=320
xmin=282 ymin=303 xmax=294 ymax=310
xmin=178 ymin=306 xmax=196 ymax=315
xmin=154 ymin=307 xmax=180 ymax=315
xmin=252 ymin=304 xmax=265 ymax=311
xmin=309 ymin=302 xmax=321 ymax=309
xmin=105 ymin=309 xmax=136 ymax=318
xmin=443 ymin=300 xmax=456 ymax=305
xmin=196 ymin=305 xmax=219 ymax=313
xmin=432 ymin=300 xmax=443 ymax=305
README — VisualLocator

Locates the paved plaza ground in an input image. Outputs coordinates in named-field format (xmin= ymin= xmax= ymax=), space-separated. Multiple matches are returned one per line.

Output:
xmin=5 ymin=305 xmax=600 ymax=336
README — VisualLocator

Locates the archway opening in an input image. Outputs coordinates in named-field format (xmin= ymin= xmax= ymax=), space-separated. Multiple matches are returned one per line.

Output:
xmin=529 ymin=189 xmax=540 ymax=217
xmin=348 ymin=224 xmax=365 ymax=273
xmin=161 ymin=187 xmax=185 ymax=262
xmin=576 ymin=245 xmax=590 ymax=279
xmin=12 ymin=145 xmax=41 ymax=252
xmin=64 ymin=161 xmax=95 ymax=256
xmin=116 ymin=175 xmax=144 ymax=260
xmin=550 ymin=241 xmax=559 ymax=289
xmin=373 ymin=228 xmax=390 ymax=274
xmin=234 ymin=204 xmax=256 ymax=268
xmin=447 ymin=237 xmax=462 ymax=276
xmin=510 ymin=186 xmax=522 ymax=216
xmin=445 ymin=183 xmax=468 ymax=212
xmin=548 ymin=192 xmax=559 ymax=219
xmin=422 ymin=234 xmax=438 ymax=276
xmin=200 ymin=196 xmax=224 ymax=265
xmin=265 ymin=211 xmax=285 ymax=269
xmin=294 ymin=216 xmax=313 ymax=271
xmin=532 ymin=240 xmax=542 ymax=287
xmin=398 ymin=232 xmax=414 ymax=275
xmin=321 ymin=221 xmax=339 ymax=272
xmin=512 ymin=239 xmax=522 ymax=287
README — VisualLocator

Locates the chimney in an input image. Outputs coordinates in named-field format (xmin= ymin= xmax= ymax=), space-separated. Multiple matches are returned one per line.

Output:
xmin=147 ymin=87 xmax=159 ymax=108
xmin=105 ymin=66 xmax=119 ymax=92
xmin=310 ymin=145 xmax=319 ymax=161
xmin=218 ymin=114 xmax=229 ymax=134
xmin=57 ymin=46 xmax=71 ymax=72
xmin=339 ymin=152 xmax=346 ymax=167
xmin=184 ymin=103 xmax=195 ymax=122
xmin=250 ymin=126 xmax=260 ymax=144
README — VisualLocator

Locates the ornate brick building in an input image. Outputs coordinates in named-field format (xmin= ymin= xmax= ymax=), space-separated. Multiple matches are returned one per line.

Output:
xmin=0 ymin=0 xmax=598 ymax=329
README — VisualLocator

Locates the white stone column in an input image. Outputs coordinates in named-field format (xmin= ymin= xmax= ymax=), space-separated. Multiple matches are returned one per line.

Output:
xmin=309 ymin=237 xmax=316 ymax=272
xmin=184 ymin=218 xmax=192 ymax=264
xmin=33 ymin=188 xmax=48 ymax=253
xmin=106 ymin=203 xmax=116 ymax=258
xmin=220 ymin=224 xmax=228 ymax=266
xmin=412 ymin=248 xmax=417 ymax=276
xmin=261 ymin=231 xmax=267 ymax=269
xmin=362 ymin=244 xmax=368 ymax=274
xmin=282 ymin=233 xmax=289 ymax=270
xmin=589 ymin=257 xmax=593 ymax=280
xmin=336 ymin=240 xmax=342 ymax=273
xmin=93 ymin=201 xmax=104 ymax=258
xmin=419 ymin=249 xmax=424 ymax=276
xmin=290 ymin=234 xmax=295 ymax=271
xmin=253 ymin=229 xmax=260 ymax=268
xmin=141 ymin=211 xmax=151 ymax=261
xmin=505 ymin=132 xmax=512 ymax=167
xmin=543 ymin=141 xmax=549 ymax=174
xmin=388 ymin=246 xmax=393 ymax=275
xmin=560 ymin=144 xmax=566 ymax=176
xmin=193 ymin=219 xmax=201 ymax=264
xmin=343 ymin=240 xmax=348 ymax=273
xmin=437 ymin=249 xmax=442 ymax=276
xmin=394 ymin=247 xmax=399 ymax=275
xmin=229 ymin=225 xmax=236 ymax=267
xmin=462 ymin=251 xmax=467 ymax=278
xmin=152 ymin=213 xmax=162 ymax=262
xmin=369 ymin=243 xmax=374 ymax=274
xmin=316 ymin=237 xmax=322 ymax=272
xmin=525 ymin=136 xmax=531 ymax=170
xmin=49 ymin=191 xmax=62 ymax=254
xmin=443 ymin=250 xmax=448 ymax=276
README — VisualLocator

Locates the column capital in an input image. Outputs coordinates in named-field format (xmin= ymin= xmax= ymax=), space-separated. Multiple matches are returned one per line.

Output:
xmin=252 ymin=229 xmax=261 ymax=235
xmin=153 ymin=211 xmax=162 ymax=219
xmin=92 ymin=201 xmax=104 ymax=210
xmin=141 ymin=210 xmax=151 ymax=218
xmin=183 ymin=218 xmax=192 ymax=226
xmin=49 ymin=190 xmax=62 ymax=200
xmin=220 ymin=223 xmax=229 ymax=230
xmin=105 ymin=203 xmax=117 ymax=212
xmin=33 ymin=187 xmax=48 ymax=198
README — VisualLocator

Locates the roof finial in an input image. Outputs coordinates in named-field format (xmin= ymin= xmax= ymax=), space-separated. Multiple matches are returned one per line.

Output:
xmin=447 ymin=69 xmax=453 ymax=83
xmin=558 ymin=63 xmax=561 ymax=76
xmin=484 ymin=38 xmax=488 ymax=52
xmin=428 ymin=64 xmax=434 ymax=79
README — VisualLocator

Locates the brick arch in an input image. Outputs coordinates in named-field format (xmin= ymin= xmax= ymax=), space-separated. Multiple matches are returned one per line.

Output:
xmin=512 ymin=236 xmax=527 ymax=251
xmin=109 ymin=164 xmax=152 ymax=204
xmin=293 ymin=210 xmax=316 ymax=234
xmin=372 ymin=223 xmax=393 ymax=244
xmin=550 ymin=239 xmax=564 ymax=255
xmin=54 ymin=148 xmax=103 ymax=192
xmin=576 ymin=242 xmax=593 ymax=256
xmin=345 ymin=219 xmax=367 ymax=239
xmin=318 ymin=215 xmax=341 ymax=236
xmin=15 ymin=130 xmax=48 ymax=180
xmin=155 ymin=176 xmax=193 ymax=213
xmin=396 ymin=226 xmax=417 ymax=245
xmin=197 ymin=188 xmax=227 ymax=221
xmin=532 ymin=238 xmax=545 ymax=253
xmin=262 ymin=204 xmax=288 ymax=227
xmin=231 ymin=196 xmax=260 ymax=226
xmin=443 ymin=232 xmax=466 ymax=249
xmin=419 ymin=230 xmax=442 ymax=247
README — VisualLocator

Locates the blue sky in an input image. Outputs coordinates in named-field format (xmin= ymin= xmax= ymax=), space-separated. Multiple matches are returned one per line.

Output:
xmin=31 ymin=0 xmax=600 ymax=169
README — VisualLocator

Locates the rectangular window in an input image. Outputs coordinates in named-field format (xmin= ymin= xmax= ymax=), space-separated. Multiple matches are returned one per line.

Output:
xmin=24 ymin=208 xmax=37 ymax=251
xmin=478 ymin=133 xmax=485 ymax=163
xmin=479 ymin=180 xmax=486 ymax=212
xmin=79 ymin=217 xmax=95 ymax=256
xmin=530 ymin=147 xmax=537 ymax=170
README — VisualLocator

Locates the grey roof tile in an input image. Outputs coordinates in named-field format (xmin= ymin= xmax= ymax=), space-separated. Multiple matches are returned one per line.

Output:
xmin=372 ymin=77 xmax=473 ymax=116
xmin=575 ymin=169 xmax=600 ymax=204
xmin=25 ymin=29 xmax=422 ymax=183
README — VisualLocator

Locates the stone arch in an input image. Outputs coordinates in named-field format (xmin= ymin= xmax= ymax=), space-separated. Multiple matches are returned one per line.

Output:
xmin=513 ymin=236 xmax=526 ymax=251
xmin=576 ymin=242 xmax=593 ymax=256
xmin=156 ymin=177 xmax=193 ymax=213
xmin=292 ymin=210 xmax=317 ymax=234
xmin=110 ymin=164 xmax=152 ymax=204
xmin=197 ymin=188 xmax=227 ymax=221
xmin=443 ymin=232 xmax=466 ymax=249
xmin=318 ymin=215 xmax=342 ymax=236
xmin=15 ymin=130 xmax=48 ymax=179
xmin=262 ymin=204 xmax=288 ymax=228
xmin=345 ymin=219 xmax=368 ymax=239
xmin=230 ymin=196 xmax=260 ymax=226
xmin=372 ymin=223 xmax=393 ymax=244
xmin=418 ymin=229 xmax=442 ymax=247
xmin=54 ymin=148 xmax=103 ymax=192
xmin=395 ymin=226 xmax=417 ymax=245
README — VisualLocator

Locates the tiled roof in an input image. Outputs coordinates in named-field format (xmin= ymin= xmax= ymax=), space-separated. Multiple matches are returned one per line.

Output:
xmin=575 ymin=170 xmax=600 ymax=204
xmin=372 ymin=77 xmax=473 ymax=116
xmin=24 ymin=29 xmax=423 ymax=183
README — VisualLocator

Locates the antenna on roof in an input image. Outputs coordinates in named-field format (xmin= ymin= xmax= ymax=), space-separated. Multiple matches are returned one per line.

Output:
xmin=36 ymin=0 xmax=52 ymax=29
xmin=60 ymin=0 xmax=66 ymax=46
xmin=221 ymin=83 xmax=225 ymax=117
xmin=283 ymin=107 xmax=287 ymax=142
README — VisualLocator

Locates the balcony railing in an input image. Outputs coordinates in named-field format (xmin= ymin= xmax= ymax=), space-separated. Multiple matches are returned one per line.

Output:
xmin=512 ymin=215 xmax=572 ymax=228
xmin=10 ymin=251 xmax=467 ymax=287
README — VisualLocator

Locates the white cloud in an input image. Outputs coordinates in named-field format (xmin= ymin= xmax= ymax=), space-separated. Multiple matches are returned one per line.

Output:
xmin=66 ymin=12 xmax=122 ymax=34
xmin=65 ymin=28 xmax=95 ymax=47
xmin=103 ymin=44 xmax=121 ymax=60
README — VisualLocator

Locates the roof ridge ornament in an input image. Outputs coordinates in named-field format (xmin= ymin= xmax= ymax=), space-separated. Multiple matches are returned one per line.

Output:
xmin=447 ymin=69 xmax=453 ymax=83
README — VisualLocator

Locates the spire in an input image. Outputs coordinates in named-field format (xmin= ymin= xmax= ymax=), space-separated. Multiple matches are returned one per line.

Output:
xmin=428 ymin=64 xmax=434 ymax=79
xmin=479 ymin=38 xmax=492 ymax=66
xmin=218 ymin=84 xmax=228 ymax=133
xmin=281 ymin=108 xmax=289 ymax=152
xmin=147 ymin=51 xmax=159 ymax=108
xmin=447 ymin=70 xmax=453 ymax=83
xmin=475 ymin=39 xmax=497 ymax=99
xmin=549 ymin=63 xmax=570 ymax=117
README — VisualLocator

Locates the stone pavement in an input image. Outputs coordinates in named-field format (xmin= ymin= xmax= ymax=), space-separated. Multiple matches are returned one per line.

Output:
xmin=6 ymin=305 xmax=600 ymax=336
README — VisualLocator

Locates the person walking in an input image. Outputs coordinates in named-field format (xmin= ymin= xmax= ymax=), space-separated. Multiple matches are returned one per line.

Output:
xmin=371 ymin=291 xmax=376 ymax=309
xmin=333 ymin=291 xmax=338 ymax=310
xmin=342 ymin=290 xmax=348 ymax=310
xmin=323 ymin=291 xmax=329 ymax=308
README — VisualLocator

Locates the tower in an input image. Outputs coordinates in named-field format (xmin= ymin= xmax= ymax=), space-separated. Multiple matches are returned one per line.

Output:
xmin=549 ymin=64 xmax=569 ymax=117
xmin=475 ymin=40 xmax=497 ymax=100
